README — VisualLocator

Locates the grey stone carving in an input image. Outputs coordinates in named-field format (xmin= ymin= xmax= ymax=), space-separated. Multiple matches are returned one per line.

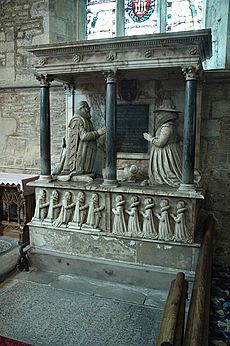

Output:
xmin=43 ymin=190 xmax=61 ymax=225
xmin=170 ymin=201 xmax=191 ymax=243
xmin=155 ymin=199 xmax=173 ymax=241
xmin=54 ymin=101 xmax=105 ymax=180
xmin=141 ymin=198 xmax=158 ymax=239
xmin=112 ymin=195 xmax=127 ymax=235
xmin=122 ymin=165 xmax=139 ymax=182
xmin=33 ymin=189 xmax=49 ymax=222
xmin=53 ymin=191 xmax=75 ymax=227
xmin=69 ymin=191 xmax=88 ymax=229
xmin=143 ymin=98 xmax=182 ymax=187
xmin=126 ymin=196 xmax=141 ymax=237
xmin=82 ymin=193 xmax=104 ymax=230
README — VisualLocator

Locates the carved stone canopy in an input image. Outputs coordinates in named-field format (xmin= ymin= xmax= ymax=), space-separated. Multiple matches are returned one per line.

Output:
xmin=29 ymin=30 xmax=212 ymax=83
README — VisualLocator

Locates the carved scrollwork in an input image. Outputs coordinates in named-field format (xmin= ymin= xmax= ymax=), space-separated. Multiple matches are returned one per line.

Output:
xmin=63 ymin=83 xmax=74 ymax=95
xmin=103 ymin=70 xmax=117 ymax=83
xmin=36 ymin=74 xmax=53 ymax=87
xmin=182 ymin=65 xmax=200 ymax=80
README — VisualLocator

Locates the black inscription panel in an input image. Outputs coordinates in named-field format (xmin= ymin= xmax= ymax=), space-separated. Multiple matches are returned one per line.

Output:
xmin=117 ymin=104 xmax=149 ymax=153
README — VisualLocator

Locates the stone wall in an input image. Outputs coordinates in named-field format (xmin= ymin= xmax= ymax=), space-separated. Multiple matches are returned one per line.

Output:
xmin=0 ymin=0 xmax=67 ymax=173
xmin=0 ymin=87 xmax=66 ymax=173
xmin=200 ymin=77 xmax=230 ymax=265
xmin=0 ymin=0 xmax=230 ymax=266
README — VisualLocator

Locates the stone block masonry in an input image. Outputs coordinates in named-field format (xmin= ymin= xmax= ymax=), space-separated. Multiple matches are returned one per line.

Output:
xmin=0 ymin=87 xmax=66 ymax=173
xmin=200 ymin=78 xmax=230 ymax=266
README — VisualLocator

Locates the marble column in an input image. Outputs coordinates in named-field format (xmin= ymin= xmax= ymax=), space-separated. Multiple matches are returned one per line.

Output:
xmin=36 ymin=74 xmax=53 ymax=180
xmin=179 ymin=66 xmax=199 ymax=190
xmin=103 ymin=70 xmax=118 ymax=186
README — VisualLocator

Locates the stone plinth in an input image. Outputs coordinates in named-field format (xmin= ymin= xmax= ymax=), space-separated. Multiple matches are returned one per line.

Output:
xmin=29 ymin=224 xmax=199 ymax=273
xmin=28 ymin=179 xmax=203 ymax=273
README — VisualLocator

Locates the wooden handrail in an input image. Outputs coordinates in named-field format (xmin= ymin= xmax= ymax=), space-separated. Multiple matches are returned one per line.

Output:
xmin=183 ymin=214 xmax=215 ymax=346
xmin=157 ymin=272 xmax=188 ymax=346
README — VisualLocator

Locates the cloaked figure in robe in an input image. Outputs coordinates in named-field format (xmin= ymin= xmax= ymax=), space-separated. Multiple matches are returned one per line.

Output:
xmin=141 ymin=198 xmax=158 ymax=239
xmin=126 ymin=196 xmax=141 ymax=237
xmin=53 ymin=191 xmax=75 ymax=227
xmin=54 ymin=101 xmax=105 ymax=180
xmin=33 ymin=189 xmax=49 ymax=222
xmin=170 ymin=200 xmax=191 ymax=243
xmin=155 ymin=199 xmax=174 ymax=241
xmin=44 ymin=190 xmax=61 ymax=224
xmin=71 ymin=191 xmax=88 ymax=229
xmin=112 ymin=195 xmax=127 ymax=235
xmin=83 ymin=193 xmax=104 ymax=230
xmin=143 ymin=98 xmax=182 ymax=188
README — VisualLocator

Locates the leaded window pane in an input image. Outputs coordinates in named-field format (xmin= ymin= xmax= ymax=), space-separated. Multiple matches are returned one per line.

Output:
xmin=166 ymin=0 xmax=203 ymax=32
xmin=87 ymin=0 xmax=116 ymax=39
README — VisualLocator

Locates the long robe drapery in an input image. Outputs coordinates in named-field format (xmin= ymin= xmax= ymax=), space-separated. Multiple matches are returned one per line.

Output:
xmin=112 ymin=200 xmax=127 ymax=234
xmin=149 ymin=122 xmax=182 ymax=187
xmin=63 ymin=114 xmax=100 ymax=175
xmin=142 ymin=203 xmax=158 ymax=239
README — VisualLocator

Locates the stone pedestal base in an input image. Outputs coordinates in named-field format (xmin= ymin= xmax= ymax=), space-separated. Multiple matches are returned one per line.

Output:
xmin=29 ymin=224 xmax=200 ymax=273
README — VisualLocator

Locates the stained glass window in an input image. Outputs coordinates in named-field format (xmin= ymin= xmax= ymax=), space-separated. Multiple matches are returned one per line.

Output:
xmin=125 ymin=0 xmax=158 ymax=36
xmin=87 ymin=0 xmax=116 ymax=39
xmin=86 ymin=0 xmax=204 ymax=40
xmin=166 ymin=0 xmax=203 ymax=32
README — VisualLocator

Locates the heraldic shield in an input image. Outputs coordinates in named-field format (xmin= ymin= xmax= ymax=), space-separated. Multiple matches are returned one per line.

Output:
xmin=120 ymin=79 xmax=138 ymax=102
xmin=127 ymin=0 xmax=156 ymax=22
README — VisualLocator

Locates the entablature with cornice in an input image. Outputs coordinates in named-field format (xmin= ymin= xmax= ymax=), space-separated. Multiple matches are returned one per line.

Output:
xmin=29 ymin=29 xmax=212 ymax=83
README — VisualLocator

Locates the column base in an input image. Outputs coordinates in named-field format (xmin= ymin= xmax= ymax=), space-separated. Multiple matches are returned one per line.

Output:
xmin=102 ymin=179 xmax=119 ymax=187
xmin=178 ymin=183 xmax=197 ymax=192
xmin=38 ymin=175 xmax=53 ymax=182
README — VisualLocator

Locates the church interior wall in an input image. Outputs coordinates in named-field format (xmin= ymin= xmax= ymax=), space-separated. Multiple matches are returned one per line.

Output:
xmin=0 ymin=0 xmax=229 ymax=265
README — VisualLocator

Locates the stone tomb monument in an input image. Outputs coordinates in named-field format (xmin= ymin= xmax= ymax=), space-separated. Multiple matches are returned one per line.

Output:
xmin=28 ymin=30 xmax=212 ymax=278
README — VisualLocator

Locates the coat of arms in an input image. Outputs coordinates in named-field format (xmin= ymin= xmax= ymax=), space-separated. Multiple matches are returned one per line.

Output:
xmin=127 ymin=0 xmax=156 ymax=22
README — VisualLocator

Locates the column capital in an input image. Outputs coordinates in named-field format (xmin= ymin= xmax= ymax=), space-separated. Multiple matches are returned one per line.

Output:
xmin=63 ymin=83 xmax=75 ymax=95
xmin=103 ymin=70 xmax=117 ymax=83
xmin=36 ymin=74 xmax=53 ymax=87
xmin=182 ymin=65 xmax=200 ymax=81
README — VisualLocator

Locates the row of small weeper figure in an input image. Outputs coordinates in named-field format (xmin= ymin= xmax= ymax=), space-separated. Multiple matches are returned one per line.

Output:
xmin=112 ymin=195 xmax=192 ymax=243
xmin=32 ymin=189 xmax=192 ymax=243
xmin=32 ymin=189 xmax=104 ymax=231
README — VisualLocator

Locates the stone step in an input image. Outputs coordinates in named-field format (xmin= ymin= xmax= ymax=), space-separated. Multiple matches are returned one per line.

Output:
xmin=28 ymin=248 xmax=195 ymax=291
